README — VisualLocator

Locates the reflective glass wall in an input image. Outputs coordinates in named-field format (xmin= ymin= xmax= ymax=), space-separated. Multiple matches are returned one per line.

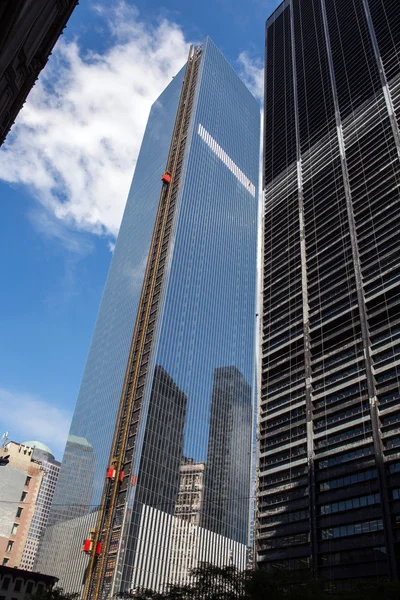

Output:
xmin=119 ymin=37 xmax=260 ymax=592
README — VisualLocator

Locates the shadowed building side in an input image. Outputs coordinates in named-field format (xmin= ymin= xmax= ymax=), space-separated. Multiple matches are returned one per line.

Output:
xmin=258 ymin=0 xmax=400 ymax=584
xmin=0 ymin=0 xmax=78 ymax=145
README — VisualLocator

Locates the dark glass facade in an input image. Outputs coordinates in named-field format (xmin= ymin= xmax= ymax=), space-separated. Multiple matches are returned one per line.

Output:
xmin=258 ymin=0 xmax=400 ymax=584
xmin=37 ymin=37 xmax=260 ymax=596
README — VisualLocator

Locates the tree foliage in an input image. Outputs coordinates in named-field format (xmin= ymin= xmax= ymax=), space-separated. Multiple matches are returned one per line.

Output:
xmin=115 ymin=562 xmax=400 ymax=600
xmin=29 ymin=588 xmax=79 ymax=600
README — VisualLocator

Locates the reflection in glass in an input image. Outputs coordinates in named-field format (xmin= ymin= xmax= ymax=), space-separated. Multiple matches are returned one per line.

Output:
xmin=202 ymin=366 xmax=252 ymax=545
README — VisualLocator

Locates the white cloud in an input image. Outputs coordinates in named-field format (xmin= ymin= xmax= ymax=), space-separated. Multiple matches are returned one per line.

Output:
xmin=0 ymin=388 xmax=72 ymax=460
xmin=0 ymin=3 xmax=263 ymax=246
xmin=237 ymin=52 xmax=264 ymax=103
xmin=0 ymin=3 xmax=190 ymax=239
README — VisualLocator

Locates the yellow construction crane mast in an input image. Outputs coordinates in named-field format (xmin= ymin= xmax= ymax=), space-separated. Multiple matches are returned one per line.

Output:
xmin=81 ymin=44 xmax=202 ymax=600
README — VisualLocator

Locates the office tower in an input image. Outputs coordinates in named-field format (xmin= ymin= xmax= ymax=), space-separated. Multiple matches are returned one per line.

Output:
xmin=37 ymin=37 xmax=260 ymax=597
xmin=0 ymin=440 xmax=60 ymax=569
xmin=0 ymin=0 xmax=78 ymax=145
xmin=258 ymin=0 xmax=400 ymax=584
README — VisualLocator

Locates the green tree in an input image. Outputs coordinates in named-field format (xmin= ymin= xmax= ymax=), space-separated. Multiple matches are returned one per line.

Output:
xmin=29 ymin=587 xmax=79 ymax=600
xmin=115 ymin=563 xmax=400 ymax=600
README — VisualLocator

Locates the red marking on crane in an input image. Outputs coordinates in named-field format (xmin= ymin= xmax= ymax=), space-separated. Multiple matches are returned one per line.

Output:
xmin=95 ymin=542 xmax=103 ymax=555
xmin=106 ymin=467 xmax=116 ymax=479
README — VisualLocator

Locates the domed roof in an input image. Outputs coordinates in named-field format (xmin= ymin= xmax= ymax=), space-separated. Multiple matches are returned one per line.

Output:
xmin=22 ymin=440 xmax=53 ymax=456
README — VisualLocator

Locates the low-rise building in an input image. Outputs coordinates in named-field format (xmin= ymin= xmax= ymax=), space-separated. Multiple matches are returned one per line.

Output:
xmin=0 ymin=565 xmax=57 ymax=600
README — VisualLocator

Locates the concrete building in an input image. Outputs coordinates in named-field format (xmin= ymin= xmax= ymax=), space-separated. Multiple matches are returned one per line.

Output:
xmin=0 ymin=565 xmax=57 ymax=600
xmin=36 ymin=37 xmax=259 ymax=597
xmin=0 ymin=0 xmax=78 ymax=145
xmin=0 ymin=441 xmax=60 ymax=570
xmin=258 ymin=0 xmax=400 ymax=584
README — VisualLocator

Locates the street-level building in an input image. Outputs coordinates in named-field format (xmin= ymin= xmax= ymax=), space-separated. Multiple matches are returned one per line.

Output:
xmin=0 ymin=564 xmax=57 ymax=600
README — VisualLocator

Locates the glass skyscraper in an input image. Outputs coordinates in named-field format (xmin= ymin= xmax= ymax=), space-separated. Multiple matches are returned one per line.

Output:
xmin=37 ymin=37 xmax=260 ymax=597
xmin=258 ymin=0 xmax=400 ymax=585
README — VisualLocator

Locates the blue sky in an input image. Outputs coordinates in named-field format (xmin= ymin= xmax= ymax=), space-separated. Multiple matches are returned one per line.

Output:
xmin=0 ymin=0 xmax=280 ymax=459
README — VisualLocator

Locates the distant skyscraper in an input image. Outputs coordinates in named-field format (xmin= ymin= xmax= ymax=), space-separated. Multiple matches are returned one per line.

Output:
xmin=0 ymin=440 xmax=60 ymax=569
xmin=37 ymin=37 xmax=260 ymax=597
xmin=258 ymin=0 xmax=400 ymax=584
xmin=0 ymin=0 xmax=78 ymax=145
xmin=20 ymin=443 xmax=60 ymax=571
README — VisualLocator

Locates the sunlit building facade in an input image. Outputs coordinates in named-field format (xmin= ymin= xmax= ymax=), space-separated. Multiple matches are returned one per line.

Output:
xmin=37 ymin=37 xmax=260 ymax=596
xmin=0 ymin=440 xmax=60 ymax=570
xmin=258 ymin=0 xmax=400 ymax=584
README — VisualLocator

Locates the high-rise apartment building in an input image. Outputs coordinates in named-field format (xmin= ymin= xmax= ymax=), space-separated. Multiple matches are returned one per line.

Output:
xmin=0 ymin=0 xmax=78 ymax=145
xmin=0 ymin=440 xmax=60 ymax=569
xmin=37 ymin=37 xmax=260 ymax=597
xmin=257 ymin=0 xmax=400 ymax=584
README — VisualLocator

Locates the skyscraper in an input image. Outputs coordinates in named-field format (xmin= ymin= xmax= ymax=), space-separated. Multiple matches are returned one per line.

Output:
xmin=37 ymin=37 xmax=260 ymax=597
xmin=258 ymin=0 xmax=400 ymax=584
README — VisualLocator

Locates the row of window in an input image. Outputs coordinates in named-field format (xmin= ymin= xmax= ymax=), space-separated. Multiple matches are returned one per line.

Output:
xmin=318 ymin=444 xmax=373 ymax=469
xmin=319 ymin=492 xmax=380 ymax=515
xmin=315 ymin=423 xmax=371 ymax=449
xmin=318 ymin=546 xmax=386 ymax=566
xmin=321 ymin=519 xmax=383 ymax=540
xmin=259 ymin=531 xmax=309 ymax=550
xmin=1 ymin=578 xmax=44 ymax=594
xmin=259 ymin=508 xmax=309 ymax=528
xmin=319 ymin=468 xmax=377 ymax=491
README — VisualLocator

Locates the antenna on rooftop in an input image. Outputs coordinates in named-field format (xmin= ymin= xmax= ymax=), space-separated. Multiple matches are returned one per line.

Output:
xmin=1 ymin=432 xmax=9 ymax=448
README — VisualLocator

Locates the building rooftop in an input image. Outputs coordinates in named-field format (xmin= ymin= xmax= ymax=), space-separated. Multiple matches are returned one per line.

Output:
xmin=22 ymin=440 xmax=53 ymax=456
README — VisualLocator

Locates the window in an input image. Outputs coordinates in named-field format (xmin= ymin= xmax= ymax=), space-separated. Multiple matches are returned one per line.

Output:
xmin=37 ymin=584 xmax=44 ymax=595
xmin=6 ymin=541 xmax=13 ymax=552
xmin=2 ymin=559 xmax=9 ymax=566
xmin=26 ymin=582 xmax=34 ymax=594
xmin=16 ymin=507 xmax=22 ymax=518
xmin=320 ymin=493 xmax=380 ymax=515
xmin=2 ymin=578 xmax=11 ymax=590
xmin=14 ymin=581 xmax=22 ymax=592
xmin=20 ymin=491 xmax=27 ymax=502
xmin=318 ymin=445 xmax=373 ymax=469
xmin=25 ymin=476 xmax=32 ymax=487
xmin=321 ymin=519 xmax=383 ymax=540
xmin=11 ymin=523 xmax=19 ymax=535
